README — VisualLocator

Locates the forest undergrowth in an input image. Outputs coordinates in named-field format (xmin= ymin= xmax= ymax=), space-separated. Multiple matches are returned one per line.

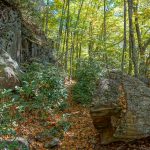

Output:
xmin=1 ymin=81 xmax=150 ymax=150
xmin=53 ymin=82 xmax=150 ymax=150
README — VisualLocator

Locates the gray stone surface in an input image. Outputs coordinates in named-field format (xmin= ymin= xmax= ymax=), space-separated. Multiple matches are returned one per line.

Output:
xmin=0 ymin=0 xmax=54 ymax=64
xmin=0 ymin=0 xmax=21 ymax=62
xmin=91 ymin=71 xmax=150 ymax=144
xmin=0 ymin=0 xmax=54 ymax=89
xmin=0 ymin=50 xmax=21 ymax=89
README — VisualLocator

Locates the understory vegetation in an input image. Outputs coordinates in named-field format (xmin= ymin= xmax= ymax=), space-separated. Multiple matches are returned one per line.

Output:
xmin=0 ymin=0 xmax=150 ymax=149
xmin=73 ymin=59 xmax=102 ymax=104
xmin=0 ymin=63 xmax=68 ymax=144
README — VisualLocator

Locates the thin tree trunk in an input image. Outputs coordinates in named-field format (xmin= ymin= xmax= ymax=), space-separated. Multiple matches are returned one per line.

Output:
xmin=133 ymin=0 xmax=145 ymax=76
xmin=69 ymin=0 xmax=84 ymax=79
xmin=128 ymin=0 xmax=132 ymax=75
xmin=76 ymin=34 xmax=79 ymax=59
xmin=45 ymin=0 xmax=49 ymax=35
xmin=121 ymin=0 xmax=127 ymax=73
xmin=76 ymin=36 xmax=82 ymax=69
xmin=79 ymin=41 xmax=82 ymax=59
xmin=75 ymin=0 xmax=84 ymax=29
xmin=104 ymin=0 xmax=106 ymax=49
xmin=64 ymin=0 xmax=70 ymax=71
xmin=78 ymin=37 xmax=82 ymax=68
xmin=62 ymin=29 xmax=67 ymax=65
xmin=104 ymin=0 xmax=108 ymax=69
xmin=145 ymin=52 xmax=150 ymax=77
xmin=57 ymin=0 xmax=66 ymax=54
xmin=69 ymin=32 xmax=74 ymax=80
xmin=88 ymin=22 xmax=93 ymax=60
xmin=133 ymin=0 xmax=143 ymax=54
xmin=128 ymin=47 xmax=132 ymax=75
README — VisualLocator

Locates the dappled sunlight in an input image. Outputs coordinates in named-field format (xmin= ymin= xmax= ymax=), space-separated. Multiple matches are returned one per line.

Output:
xmin=0 ymin=0 xmax=150 ymax=149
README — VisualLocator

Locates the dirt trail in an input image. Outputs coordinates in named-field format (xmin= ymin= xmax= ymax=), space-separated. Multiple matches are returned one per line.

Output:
xmin=58 ymin=82 xmax=101 ymax=149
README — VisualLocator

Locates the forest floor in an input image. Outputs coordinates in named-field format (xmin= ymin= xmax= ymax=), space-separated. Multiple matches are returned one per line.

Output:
xmin=5 ymin=81 xmax=150 ymax=150
xmin=56 ymin=81 xmax=150 ymax=150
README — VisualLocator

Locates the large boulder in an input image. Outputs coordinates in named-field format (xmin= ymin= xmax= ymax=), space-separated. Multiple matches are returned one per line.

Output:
xmin=0 ymin=50 xmax=20 ymax=89
xmin=90 ymin=71 xmax=150 ymax=144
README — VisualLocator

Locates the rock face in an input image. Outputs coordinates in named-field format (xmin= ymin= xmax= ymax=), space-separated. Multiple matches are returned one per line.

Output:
xmin=90 ymin=71 xmax=150 ymax=144
xmin=0 ymin=50 xmax=20 ymax=89
xmin=0 ymin=0 xmax=54 ymax=63
xmin=0 ymin=0 xmax=54 ymax=89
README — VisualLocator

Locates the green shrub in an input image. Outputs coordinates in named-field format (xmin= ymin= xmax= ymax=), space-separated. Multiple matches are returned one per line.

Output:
xmin=0 ymin=62 xmax=68 ymax=137
xmin=72 ymin=59 xmax=102 ymax=104
xmin=48 ymin=114 xmax=71 ymax=138
xmin=0 ymin=141 xmax=28 ymax=150
xmin=18 ymin=63 xmax=68 ymax=110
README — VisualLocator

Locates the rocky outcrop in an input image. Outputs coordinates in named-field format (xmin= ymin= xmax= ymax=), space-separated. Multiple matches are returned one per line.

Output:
xmin=0 ymin=0 xmax=54 ymax=64
xmin=0 ymin=50 xmax=21 ymax=89
xmin=0 ymin=0 xmax=54 ymax=89
xmin=90 ymin=71 xmax=150 ymax=144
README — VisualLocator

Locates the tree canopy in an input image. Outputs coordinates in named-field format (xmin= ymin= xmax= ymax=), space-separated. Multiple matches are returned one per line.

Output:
xmin=23 ymin=0 xmax=150 ymax=78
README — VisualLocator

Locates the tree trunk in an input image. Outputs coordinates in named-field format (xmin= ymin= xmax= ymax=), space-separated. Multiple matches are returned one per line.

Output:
xmin=62 ymin=29 xmax=67 ymax=65
xmin=121 ymin=0 xmax=127 ymax=74
xmin=64 ymin=0 xmax=70 ymax=71
xmin=69 ymin=0 xmax=84 ymax=78
xmin=127 ymin=0 xmax=138 ymax=77
xmin=45 ymin=0 xmax=49 ymax=35
xmin=88 ymin=22 xmax=93 ymax=60
xmin=57 ymin=0 xmax=66 ymax=55
xmin=69 ymin=32 xmax=74 ymax=80
xmin=145 ymin=52 xmax=150 ymax=78
xmin=133 ymin=0 xmax=147 ymax=77
xmin=104 ymin=0 xmax=108 ymax=69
